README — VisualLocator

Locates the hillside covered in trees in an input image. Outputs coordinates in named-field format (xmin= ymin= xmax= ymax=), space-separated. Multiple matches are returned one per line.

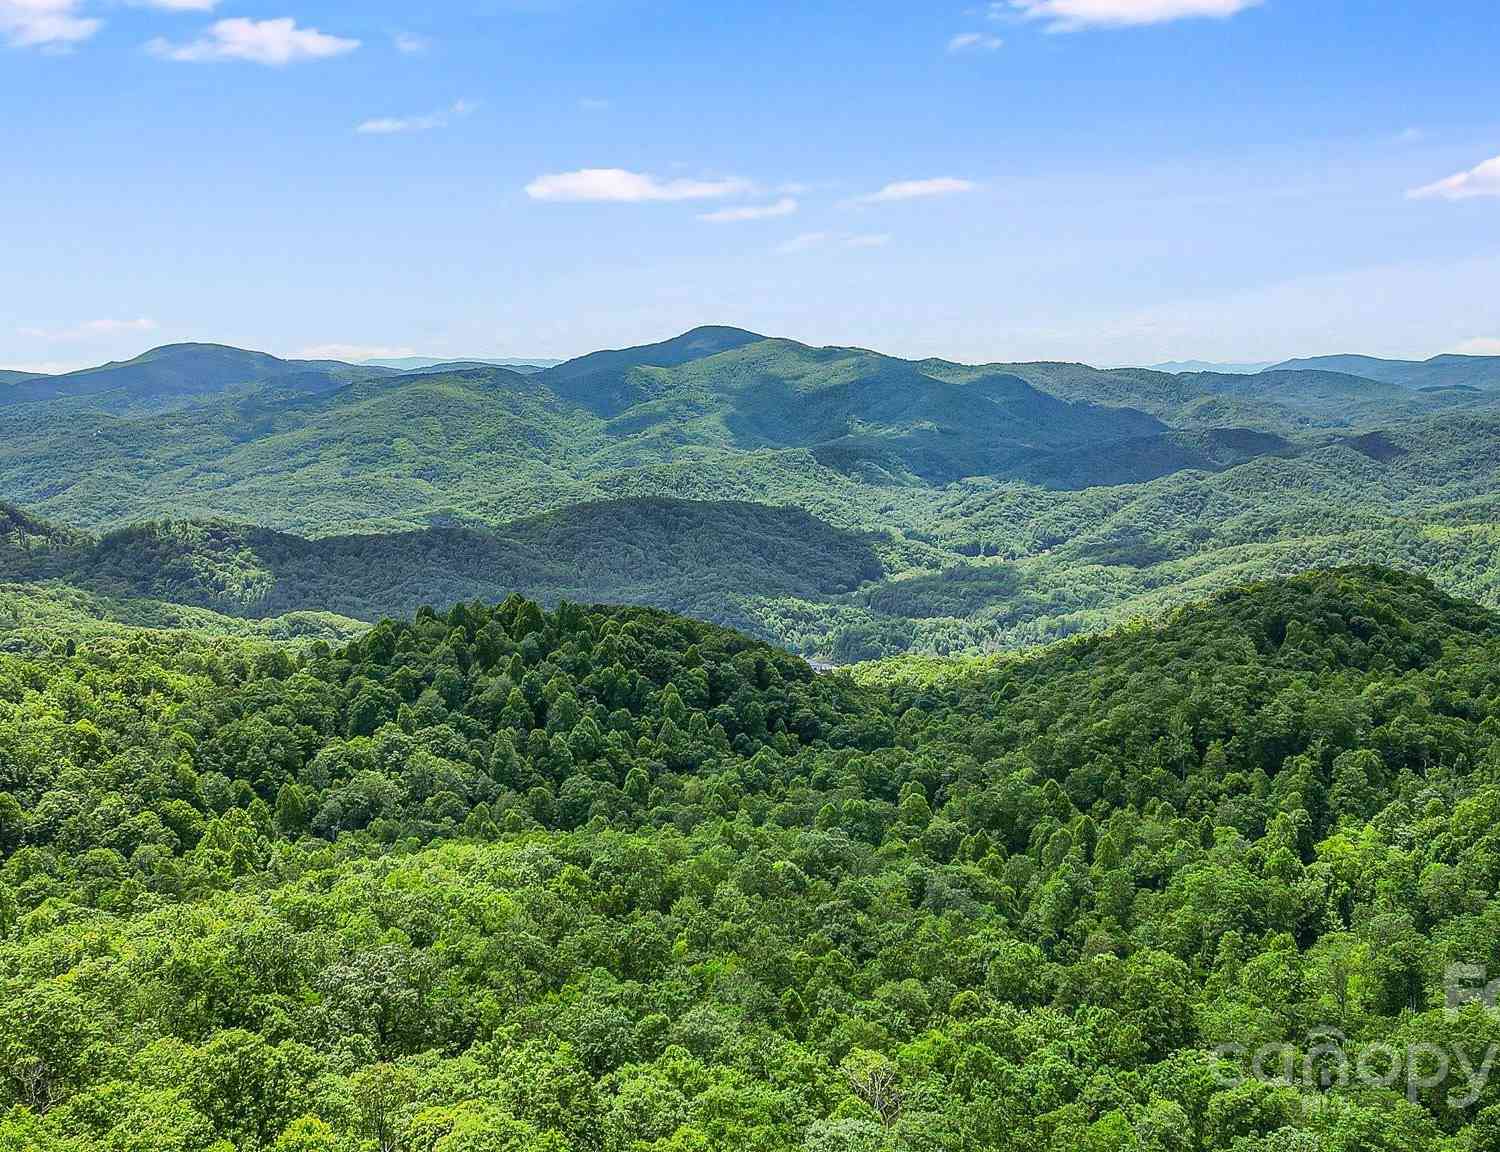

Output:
xmin=5 ymin=567 xmax=1500 ymax=1149
xmin=5 ymin=330 xmax=1500 ymax=659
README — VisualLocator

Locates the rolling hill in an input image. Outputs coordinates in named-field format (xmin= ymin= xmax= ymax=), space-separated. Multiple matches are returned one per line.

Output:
xmin=0 ymin=330 xmax=1199 ymax=534
xmin=1147 ymin=358 xmax=1273 ymax=373
xmin=0 ymin=342 xmax=395 ymax=412
xmin=4 ymin=327 xmax=1500 ymax=659
xmin=365 ymin=355 xmax=564 ymax=371
xmin=5 ymin=566 xmax=1500 ymax=1149
xmin=5 ymin=398 xmax=1500 ymax=662
xmin=1268 ymin=351 xmax=1500 ymax=390
xmin=975 ymin=361 xmax=1498 ymax=433
xmin=0 ymin=498 xmax=884 ymax=640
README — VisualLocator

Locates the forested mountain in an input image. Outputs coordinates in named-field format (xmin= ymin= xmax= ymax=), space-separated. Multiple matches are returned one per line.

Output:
xmin=0 ymin=330 xmax=1205 ymax=536
xmin=975 ymin=363 xmax=1497 ymax=434
xmin=1148 ymin=360 xmax=1273 ymax=374
xmin=5 ymin=567 xmax=1500 ymax=1149
xmin=0 ymin=499 xmax=883 ymax=641
xmin=537 ymin=325 xmax=767 ymax=415
xmin=1268 ymin=353 xmax=1500 ymax=390
xmin=365 ymin=356 xmax=564 ymax=372
xmin=0 ymin=343 xmax=397 ymax=413
xmin=0 ymin=370 xmax=46 ymax=386
xmin=4 ymin=328 xmax=1500 ymax=659
xmin=10 ymin=330 xmax=1496 ymax=539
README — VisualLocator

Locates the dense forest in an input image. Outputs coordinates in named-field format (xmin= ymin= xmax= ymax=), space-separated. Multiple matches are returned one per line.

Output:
xmin=5 ymin=567 xmax=1500 ymax=1148
xmin=0 ymin=500 xmax=883 ymax=644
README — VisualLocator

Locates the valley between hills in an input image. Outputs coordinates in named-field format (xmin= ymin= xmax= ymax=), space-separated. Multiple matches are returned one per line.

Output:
xmin=4 ymin=326 xmax=1500 ymax=661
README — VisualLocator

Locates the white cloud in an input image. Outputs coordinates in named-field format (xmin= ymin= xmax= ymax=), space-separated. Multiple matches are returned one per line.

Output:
xmin=1408 ymin=155 xmax=1500 ymax=202
xmin=357 ymin=99 xmax=474 ymax=135
xmin=358 ymin=115 xmax=440 ymax=135
xmin=699 ymin=197 xmax=798 ymax=223
xmin=18 ymin=316 xmax=158 ymax=341
xmin=776 ymin=232 xmax=892 ymax=254
xmin=947 ymin=31 xmax=1003 ymax=52
xmin=295 ymin=343 xmax=418 ymax=362
xmin=525 ymin=168 xmax=749 ymax=203
xmin=148 ymin=17 xmax=358 ymax=65
xmin=392 ymin=30 xmax=427 ymax=54
xmin=1453 ymin=338 xmax=1500 ymax=356
xmin=131 ymin=0 xmax=217 ymax=10
xmin=0 ymin=0 xmax=100 ymax=49
xmin=1005 ymin=0 xmax=1260 ymax=31
xmin=857 ymin=177 xmax=976 ymax=204
xmin=776 ymin=232 xmax=828 ymax=254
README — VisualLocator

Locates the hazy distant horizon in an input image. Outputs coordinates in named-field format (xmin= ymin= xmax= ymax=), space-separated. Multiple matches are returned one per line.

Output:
xmin=6 ymin=329 xmax=1498 ymax=382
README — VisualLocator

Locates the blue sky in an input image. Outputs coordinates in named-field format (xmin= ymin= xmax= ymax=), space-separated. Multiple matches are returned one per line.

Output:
xmin=3 ymin=0 xmax=1499 ymax=370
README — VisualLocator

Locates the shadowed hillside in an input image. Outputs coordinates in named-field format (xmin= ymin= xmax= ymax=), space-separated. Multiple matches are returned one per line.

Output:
xmin=0 ymin=498 xmax=885 ymax=644
xmin=4 ymin=329 xmax=1500 ymax=659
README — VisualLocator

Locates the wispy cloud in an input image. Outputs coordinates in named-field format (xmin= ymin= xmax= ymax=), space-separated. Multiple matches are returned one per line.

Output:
xmin=776 ymin=232 xmax=892 ymax=254
xmin=358 ymin=114 xmax=442 ymax=136
xmin=1003 ymin=0 xmax=1261 ymax=30
xmin=947 ymin=31 xmax=1003 ymax=52
xmin=1453 ymin=337 xmax=1500 ymax=355
xmin=18 ymin=316 xmax=158 ymax=341
xmin=525 ymin=168 xmax=750 ymax=203
xmin=699 ymin=197 xmax=798 ymax=223
xmin=776 ymin=232 xmax=828 ymax=254
xmin=131 ymin=0 xmax=217 ymax=10
xmin=1408 ymin=155 xmax=1500 ymax=202
xmin=357 ymin=99 xmax=475 ymax=135
xmin=392 ymin=30 xmax=427 ymax=54
xmin=578 ymin=97 xmax=611 ymax=112
xmin=148 ymin=17 xmax=358 ymax=64
xmin=857 ymin=177 xmax=976 ymax=204
xmin=1 ymin=0 xmax=100 ymax=49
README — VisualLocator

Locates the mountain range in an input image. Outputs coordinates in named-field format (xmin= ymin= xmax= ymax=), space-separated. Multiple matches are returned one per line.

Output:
xmin=363 ymin=355 xmax=564 ymax=371
xmin=1266 ymin=352 xmax=1500 ymax=389
xmin=1146 ymin=359 xmax=1273 ymax=374
xmin=4 ymin=326 xmax=1500 ymax=659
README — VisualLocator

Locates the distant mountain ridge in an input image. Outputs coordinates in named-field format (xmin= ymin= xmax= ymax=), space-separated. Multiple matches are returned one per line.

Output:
xmin=1149 ymin=360 xmax=1274 ymax=374
xmin=0 ymin=342 xmax=397 ymax=412
xmin=1267 ymin=352 xmax=1500 ymax=390
xmin=365 ymin=355 xmax=564 ymax=371
xmin=6 ymin=326 xmax=1496 ymax=541
xmin=7 ymin=325 xmax=1500 ymax=658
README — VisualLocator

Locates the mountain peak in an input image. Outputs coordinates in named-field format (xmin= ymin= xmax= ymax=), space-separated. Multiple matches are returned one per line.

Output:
xmin=538 ymin=325 xmax=766 ymax=414
xmin=0 ymin=341 xmax=392 ymax=413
